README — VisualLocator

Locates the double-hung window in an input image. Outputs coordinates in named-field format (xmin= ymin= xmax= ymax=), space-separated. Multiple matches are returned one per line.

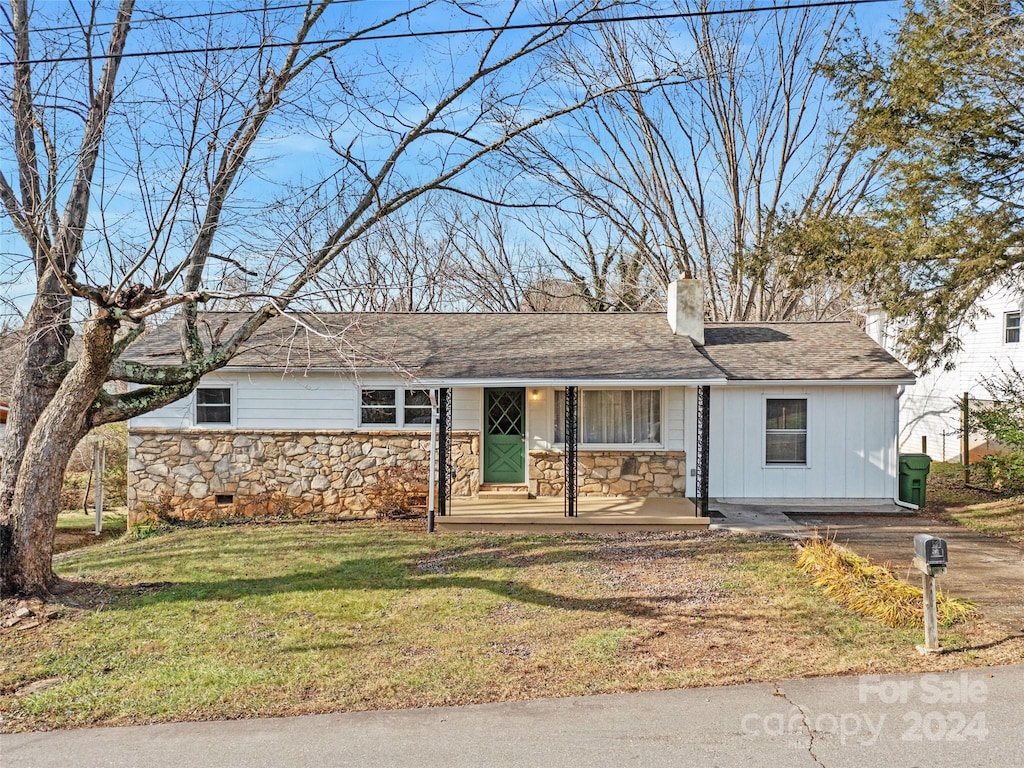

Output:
xmin=403 ymin=389 xmax=432 ymax=425
xmin=765 ymin=398 xmax=807 ymax=465
xmin=1005 ymin=312 xmax=1020 ymax=344
xmin=360 ymin=388 xmax=433 ymax=427
xmin=555 ymin=389 xmax=661 ymax=446
xmin=196 ymin=387 xmax=232 ymax=425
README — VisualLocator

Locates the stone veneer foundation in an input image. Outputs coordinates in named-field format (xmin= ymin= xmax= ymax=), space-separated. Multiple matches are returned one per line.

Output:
xmin=529 ymin=450 xmax=687 ymax=498
xmin=128 ymin=429 xmax=688 ymax=523
xmin=128 ymin=429 xmax=480 ymax=522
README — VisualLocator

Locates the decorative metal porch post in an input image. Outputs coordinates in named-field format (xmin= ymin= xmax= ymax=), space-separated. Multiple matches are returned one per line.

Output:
xmin=695 ymin=385 xmax=710 ymax=517
xmin=437 ymin=387 xmax=452 ymax=517
xmin=564 ymin=386 xmax=578 ymax=517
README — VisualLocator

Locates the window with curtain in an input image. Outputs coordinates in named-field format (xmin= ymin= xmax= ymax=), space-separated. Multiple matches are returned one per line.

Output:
xmin=555 ymin=389 xmax=661 ymax=445
xmin=765 ymin=398 xmax=807 ymax=464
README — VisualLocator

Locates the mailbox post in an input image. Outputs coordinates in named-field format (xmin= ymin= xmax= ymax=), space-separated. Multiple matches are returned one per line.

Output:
xmin=913 ymin=534 xmax=948 ymax=654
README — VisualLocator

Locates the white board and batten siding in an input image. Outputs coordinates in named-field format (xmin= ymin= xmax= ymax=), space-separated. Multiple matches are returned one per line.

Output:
xmin=687 ymin=385 xmax=899 ymax=500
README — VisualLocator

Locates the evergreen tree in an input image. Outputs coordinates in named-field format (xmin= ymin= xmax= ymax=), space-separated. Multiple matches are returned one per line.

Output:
xmin=809 ymin=0 xmax=1024 ymax=369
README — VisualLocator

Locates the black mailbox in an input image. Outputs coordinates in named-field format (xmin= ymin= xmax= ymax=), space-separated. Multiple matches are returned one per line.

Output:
xmin=914 ymin=534 xmax=948 ymax=567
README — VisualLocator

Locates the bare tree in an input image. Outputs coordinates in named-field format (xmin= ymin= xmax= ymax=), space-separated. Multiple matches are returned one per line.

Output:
xmin=0 ymin=0 xmax=627 ymax=595
xmin=439 ymin=201 xmax=557 ymax=311
xmin=274 ymin=194 xmax=461 ymax=312
xmin=515 ymin=0 xmax=877 ymax=321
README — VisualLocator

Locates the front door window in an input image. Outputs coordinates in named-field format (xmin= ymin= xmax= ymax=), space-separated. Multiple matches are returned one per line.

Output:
xmin=484 ymin=388 xmax=525 ymax=483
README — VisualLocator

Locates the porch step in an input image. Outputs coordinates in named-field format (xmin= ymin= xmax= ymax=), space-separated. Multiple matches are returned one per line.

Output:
xmin=477 ymin=483 xmax=531 ymax=500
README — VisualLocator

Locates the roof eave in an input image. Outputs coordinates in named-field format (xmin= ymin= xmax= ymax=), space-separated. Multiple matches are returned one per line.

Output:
xmin=720 ymin=377 xmax=916 ymax=386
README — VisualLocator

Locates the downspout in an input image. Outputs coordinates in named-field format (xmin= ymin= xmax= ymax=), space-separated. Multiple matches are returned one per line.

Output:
xmin=892 ymin=385 xmax=919 ymax=510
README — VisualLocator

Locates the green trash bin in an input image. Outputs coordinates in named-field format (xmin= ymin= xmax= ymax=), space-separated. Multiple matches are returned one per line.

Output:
xmin=899 ymin=453 xmax=932 ymax=507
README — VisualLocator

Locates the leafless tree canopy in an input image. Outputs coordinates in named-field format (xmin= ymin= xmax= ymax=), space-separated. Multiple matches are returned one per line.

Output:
xmin=510 ymin=0 xmax=877 ymax=321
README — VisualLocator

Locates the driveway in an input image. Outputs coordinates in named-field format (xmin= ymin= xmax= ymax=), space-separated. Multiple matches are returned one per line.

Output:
xmin=789 ymin=513 xmax=1024 ymax=635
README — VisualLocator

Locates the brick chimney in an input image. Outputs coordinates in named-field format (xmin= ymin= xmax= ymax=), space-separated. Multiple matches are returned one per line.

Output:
xmin=667 ymin=274 xmax=705 ymax=346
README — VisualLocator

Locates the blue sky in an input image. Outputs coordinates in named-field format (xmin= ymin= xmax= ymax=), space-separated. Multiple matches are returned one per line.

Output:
xmin=1 ymin=0 xmax=907 ymax=322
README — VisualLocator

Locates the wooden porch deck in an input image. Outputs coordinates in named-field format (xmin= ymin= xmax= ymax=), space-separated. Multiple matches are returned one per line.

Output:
xmin=437 ymin=496 xmax=709 ymax=533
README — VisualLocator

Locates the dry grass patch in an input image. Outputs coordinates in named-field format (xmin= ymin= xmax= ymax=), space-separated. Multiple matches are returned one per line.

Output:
xmin=1 ymin=523 xmax=1021 ymax=733
xmin=795 ymin=538 xmax=977 ymax=628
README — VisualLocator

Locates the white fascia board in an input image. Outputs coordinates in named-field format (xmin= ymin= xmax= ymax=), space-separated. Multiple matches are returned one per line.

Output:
xmin=722 ymin=378 xmax=916 ymax=387
xmin=412 ymin=377 xmax=728 ymax=388
xmin=217 ymin=366 xmax=396 ymax=375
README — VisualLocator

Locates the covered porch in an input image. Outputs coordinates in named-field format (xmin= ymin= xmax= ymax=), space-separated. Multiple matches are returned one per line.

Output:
xmin=430 ymin=383 xmax=713 ymax=532
xmin=439 ymin=495 xmax=708 ymax=533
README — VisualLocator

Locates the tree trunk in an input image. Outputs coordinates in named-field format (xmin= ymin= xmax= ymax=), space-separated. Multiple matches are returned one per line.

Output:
xmin=0 ymin=290 xmax=72 ymax=516
xmin=1 ymin=314 xmax=116 ymax=596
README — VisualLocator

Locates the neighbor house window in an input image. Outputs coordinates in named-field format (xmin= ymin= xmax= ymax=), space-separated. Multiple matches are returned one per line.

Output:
xmin=555 ymin=389 xmax=661 ymax=445
xmin=361 ymin=388 xmax=433 ymax=427
xmin=1006 ymin=312 xmax=1020 ymax=343
xmin=196 ymin=387 xmax=231 ymax=424
xmin=765 ymin=398 xmax=807 ymax=465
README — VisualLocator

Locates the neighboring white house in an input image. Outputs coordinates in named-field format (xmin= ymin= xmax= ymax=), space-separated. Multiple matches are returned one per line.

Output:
xmin=865 ymin=284 xmax=1024 ymax=461
xmin=125 ymin=279 xmax=913 ymax=521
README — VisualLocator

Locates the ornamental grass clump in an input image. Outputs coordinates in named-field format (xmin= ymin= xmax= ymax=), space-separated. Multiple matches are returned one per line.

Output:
xmin=795 ymin=538 xmax=977 ymax=629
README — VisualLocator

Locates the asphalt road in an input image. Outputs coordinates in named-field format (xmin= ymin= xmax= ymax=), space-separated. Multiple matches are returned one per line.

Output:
xmin=3 ymin=665 xmax=1021 ymax=768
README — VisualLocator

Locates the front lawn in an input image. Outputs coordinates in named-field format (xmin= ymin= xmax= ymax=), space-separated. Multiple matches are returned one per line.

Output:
xmin=2 ymin=523 xmax=1020 ymax=732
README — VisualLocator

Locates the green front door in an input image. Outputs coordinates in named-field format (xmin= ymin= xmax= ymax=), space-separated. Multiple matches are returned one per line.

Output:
xmin=484 ymin=388 xmax=526 ymax=483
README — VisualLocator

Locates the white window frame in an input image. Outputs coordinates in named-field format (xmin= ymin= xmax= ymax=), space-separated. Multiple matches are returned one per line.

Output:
xmin=359 ymin=387 xmax=434 ymax=428
xmin=763 ymin=396 xmax=809 ymax=468
xmin=554 ymin=387 xmax=664 ymax=449
xmin=194 ymin=384 xmax=235 ymax=427
xmin=1005 ymin=311 xmax=1020 ymax=344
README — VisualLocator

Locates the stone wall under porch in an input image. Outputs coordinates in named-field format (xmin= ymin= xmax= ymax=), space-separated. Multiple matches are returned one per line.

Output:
xmin=128 ymin=428 xmax=480 ymax=522
xmin=529 ymin=450 xmax=687 ymax=498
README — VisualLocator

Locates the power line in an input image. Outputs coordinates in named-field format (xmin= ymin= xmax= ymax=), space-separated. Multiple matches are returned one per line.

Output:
xmin=8 ymin=1 xmax=366 ymax=35
xmin=2 ymin=0 xmax=897 ymax=67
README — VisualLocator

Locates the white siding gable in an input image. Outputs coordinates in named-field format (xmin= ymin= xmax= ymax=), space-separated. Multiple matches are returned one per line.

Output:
xmin=868 ymin=285 xmax=1024 ymax=459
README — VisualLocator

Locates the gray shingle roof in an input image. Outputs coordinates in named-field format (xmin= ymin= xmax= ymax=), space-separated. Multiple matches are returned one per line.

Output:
xmin=125 ymin=312 xmax=913 ymax=383
xmin=702 ymin=322 xmax=912 ymax=381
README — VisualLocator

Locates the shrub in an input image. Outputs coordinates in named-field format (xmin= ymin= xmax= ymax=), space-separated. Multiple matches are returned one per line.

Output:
xmin=967 ymin=366 xmax=1024 ymax=488
xmin=972 ymin=453 xmax=1024 ymax=492
xmin=365 ymin=464 xmax=429 ymax=520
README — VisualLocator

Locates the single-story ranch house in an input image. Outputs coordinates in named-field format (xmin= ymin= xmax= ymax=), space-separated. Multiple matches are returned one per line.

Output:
xmin=125 ymin=278 xmax=914 ymax=524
